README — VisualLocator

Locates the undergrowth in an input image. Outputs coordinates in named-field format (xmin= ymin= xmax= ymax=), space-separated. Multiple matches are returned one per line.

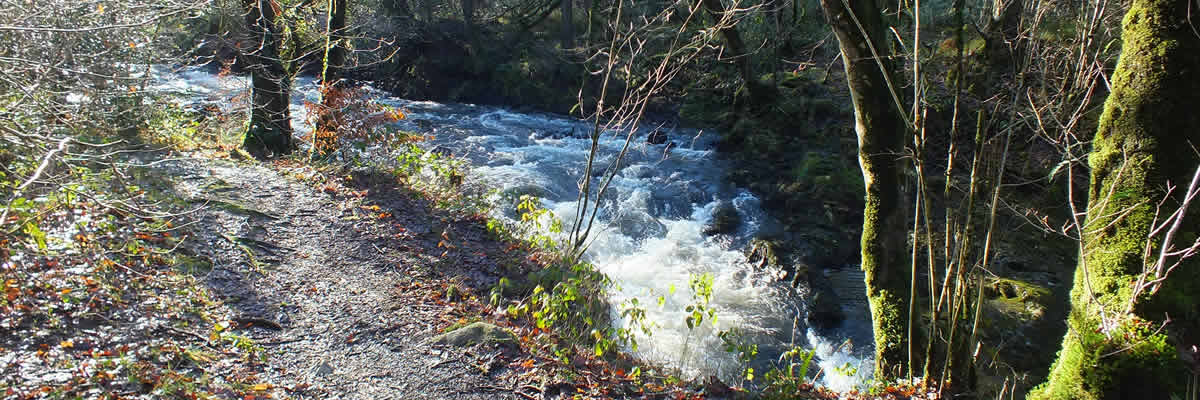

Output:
xmin=0 ymin=102 xmax=277 ymax=398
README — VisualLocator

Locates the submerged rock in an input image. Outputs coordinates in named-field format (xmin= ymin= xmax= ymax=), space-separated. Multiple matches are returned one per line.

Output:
xmin=702 ymin=201 xmax=742 ymax=235
xmin=805 ymin=279 xmax=845 ymax=333
xmin=430 ymin=322 xmax=516 ymax=347
xmin=613 ymin=210 xmax=668 ymax=240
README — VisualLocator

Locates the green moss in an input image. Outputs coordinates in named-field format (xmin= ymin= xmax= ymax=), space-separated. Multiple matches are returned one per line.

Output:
xmin=985 ymin=278 xmax=1051 ymax=303
xmin=1030 ymin=317 xmax=1182 ymax=400
xmin=867 ymin=288 xmax=908 ymax=379
xmin=1032 ymin=0 xmax=1200 ymax=396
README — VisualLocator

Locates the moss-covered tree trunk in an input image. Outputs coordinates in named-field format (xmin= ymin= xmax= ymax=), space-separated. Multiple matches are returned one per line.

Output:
xmin=325 ymin=0 xmax=347 ymax=76
xmin=1030 ymin=1 xmax=1200 ymax=399
xmin=242 ymin=0 xmax=294 ymax=159
xmin=819 ymin=0 xmax=912 ymax=381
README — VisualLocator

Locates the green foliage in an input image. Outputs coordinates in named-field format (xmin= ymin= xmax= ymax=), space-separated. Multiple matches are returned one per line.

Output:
xmin=517 ymin=195 xmax=563 ymax=251
xmin=491 ymin=195 xmax=644 ymax=363
xmin=393 ymin=143 xmax=477 ymax=211
xmin=0 ymin=133 xmax=277 ymax=398
xmin=718 ymin=328 xmax=759 ymax=383
xmin=684 ymin=272 xmax=717 ymax=330
xmin=505 ymin=259 xmax=637 ymax=362
xmin=761 ymin=344 xmax=816 ymax=399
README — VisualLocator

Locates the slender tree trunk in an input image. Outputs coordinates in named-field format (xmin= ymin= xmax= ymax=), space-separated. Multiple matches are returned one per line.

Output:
xmin=242 ymin=0 xmax=294 ymax=159
xmin=324 ymin=0 xmax=347 ymax=83
xmin=1030 ymin=0 xmax=1200 ymax=398
xmin=820 ymin=0 xmax=913 ymax=381
xmin=384 ymin=0 xmax=410 ymax=17
xmin=462 ymin=0 xmax=474 ymax=27
xmin=561 ymin=0 xmax=574 ymax=49
xmin=696 ymin=0 xmax=772 ymax=102
xmin=422 ymin=0 xmax=433 ymax=22
xmin=315 ymin=0 xmax=347 ymax=154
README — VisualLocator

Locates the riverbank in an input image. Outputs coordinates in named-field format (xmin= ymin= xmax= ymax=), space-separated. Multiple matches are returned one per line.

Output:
xmin=0 ymin=139 xmax=777 ymax=398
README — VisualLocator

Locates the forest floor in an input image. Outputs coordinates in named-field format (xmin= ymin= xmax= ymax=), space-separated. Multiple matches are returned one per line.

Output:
xmin=3 ymin=146 xmax=863 ymax=399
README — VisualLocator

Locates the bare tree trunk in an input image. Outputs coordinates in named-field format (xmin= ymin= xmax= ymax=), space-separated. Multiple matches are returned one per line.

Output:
xmin=422 ymin=0 xmax=434 ymax=22
xmin=314 ymin=0 xmax=348 ymax=154
xmin=242 ymin=0 xmax=294 ymax=159
xmin=561 ymin=0 xmax=574 ymax=49
xmin=820 ymin=0 xmax=912 ymax=381
xmin=696 ymin=0 xmax=772 ymax=102
xmin=384 ymin=0 xmax=411 ymax=17
xmin=1030 ymin=0 xmax=1200 ymax=397
xmin=462 ymin=0 xmax=474 ymax=27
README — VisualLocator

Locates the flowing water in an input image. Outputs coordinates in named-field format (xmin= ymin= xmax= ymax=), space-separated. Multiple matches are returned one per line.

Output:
xmin=151 ymin=66 xmax=874 ymax=391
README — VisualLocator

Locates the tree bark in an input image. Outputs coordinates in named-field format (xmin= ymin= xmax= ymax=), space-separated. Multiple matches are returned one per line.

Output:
xmin=242 ymin=0 xmax=294 ymax=159
xmin=697 ymin=0 xmax=772 ymax=102
xmin=315 ymin=0 xmax=348 ymax=154
xmin=462 ymin=0 xmax=475 ymax=27
xmin=820 ymin=0 xmax=912 ymax=381
xmin=1030 ymin=1 xmax=1200 ymax=398
xmin=561 ymin=0 xmax=574 ymax=49
xmin=384 ymin=0 xmax=411 ymax=16
xmin=325 ymin=0 xmax=347 ymax=81
xmin=422 ymin=0 xmax=434 ymax=22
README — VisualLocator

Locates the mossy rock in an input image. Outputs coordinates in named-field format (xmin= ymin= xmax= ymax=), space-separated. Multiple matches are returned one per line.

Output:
xmin=985 ymin=278 xmax=1051 ymax=303
xmin=430 ymin=322 xmax=516 ymax=347
xmin=746 ymin=238 xmax=784 ymax=268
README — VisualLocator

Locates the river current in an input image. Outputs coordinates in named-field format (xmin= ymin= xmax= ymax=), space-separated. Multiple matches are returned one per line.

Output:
xmin=151 ymin=66 xmax=872 ymax=391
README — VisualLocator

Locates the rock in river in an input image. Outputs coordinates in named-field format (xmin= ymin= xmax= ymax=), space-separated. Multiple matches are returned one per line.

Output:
xmin=702 ymin=201 xmax=742 ymax=235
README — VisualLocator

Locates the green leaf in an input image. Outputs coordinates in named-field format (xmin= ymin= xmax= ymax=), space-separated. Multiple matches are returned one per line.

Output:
xmin=24 ymin=222 xmax=46 ymax=250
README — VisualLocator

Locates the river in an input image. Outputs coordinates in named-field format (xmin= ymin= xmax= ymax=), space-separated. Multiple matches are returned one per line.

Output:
xmin=151 ymin=65 xmax=873 ymax=391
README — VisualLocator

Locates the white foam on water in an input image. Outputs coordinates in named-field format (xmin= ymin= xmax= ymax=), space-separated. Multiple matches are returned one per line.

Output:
xmin=152 ymin=66 xmax=873 ymax=389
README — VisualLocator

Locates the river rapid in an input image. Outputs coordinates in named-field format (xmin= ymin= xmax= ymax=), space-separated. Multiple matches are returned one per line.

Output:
xmin=151 ymin=66 xmax=873 ymax=391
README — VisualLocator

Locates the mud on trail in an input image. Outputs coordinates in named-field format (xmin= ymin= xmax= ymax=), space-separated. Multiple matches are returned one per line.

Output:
xmin=156 ymin=155 xmax=544 ymax=399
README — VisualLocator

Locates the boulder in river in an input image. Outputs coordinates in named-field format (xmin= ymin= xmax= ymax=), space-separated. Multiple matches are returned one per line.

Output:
xmin=702 ymin=201 xmax=741 ymax=235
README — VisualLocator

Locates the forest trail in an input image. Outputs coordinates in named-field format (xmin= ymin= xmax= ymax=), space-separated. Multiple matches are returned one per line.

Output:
xmin=159 ymin=155 xmax=528 ymax=399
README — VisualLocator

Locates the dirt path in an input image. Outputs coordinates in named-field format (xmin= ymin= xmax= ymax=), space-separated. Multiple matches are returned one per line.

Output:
xmin=159 ymin=157 xmax=531 ymax=399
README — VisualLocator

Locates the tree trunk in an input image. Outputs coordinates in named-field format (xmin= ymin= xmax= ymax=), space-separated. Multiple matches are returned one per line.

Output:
xmin=982 ymin=0 xmax=1023 ymax=74
xmin=1030 ymin=1 xmax=1200 ymax=398
xmin=384 ymin=0 xmax=410 ymax=17
xmin=242 ymin=0 xmax=294 ymax=159
xmin=315 ymin=0 xmax=348 ymax=154
xmin=561 ymin=0 xmax=574 ymax=49
xmin=697 ymin=0 xmax=772 ymax=102
xmin=422 ymin=0 xmax=433 ymax=22
xmin=325 ymin=0 xmax=347 ymax=81
xmin=462 ymin=0 xmax=474 ymax=27
xmin=820 ymin=0 xmax=912 ymax=381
